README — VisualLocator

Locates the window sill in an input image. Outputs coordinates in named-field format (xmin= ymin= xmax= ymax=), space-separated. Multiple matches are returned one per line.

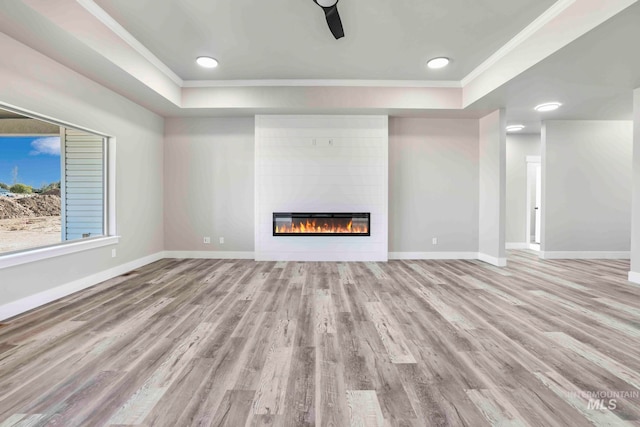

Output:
xmin=0 ymin=236 xmax=120 ymax=270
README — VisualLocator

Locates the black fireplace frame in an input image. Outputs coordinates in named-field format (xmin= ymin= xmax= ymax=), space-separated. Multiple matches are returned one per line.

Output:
xmin=273 ymin=212 xmax=370 ymax=236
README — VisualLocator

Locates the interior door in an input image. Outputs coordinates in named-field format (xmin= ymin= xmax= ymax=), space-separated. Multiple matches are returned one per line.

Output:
xmin=534 ymin=163 xmax=541 ymax=244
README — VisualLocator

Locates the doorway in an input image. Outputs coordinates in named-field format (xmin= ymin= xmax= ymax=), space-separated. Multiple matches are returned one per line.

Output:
xmin=526 ymin=156 xmax=541 ymax=251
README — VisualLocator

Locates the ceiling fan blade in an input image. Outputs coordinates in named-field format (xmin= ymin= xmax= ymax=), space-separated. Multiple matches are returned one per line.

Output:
xmin=323 ymin=5 xmax=344 ymax=39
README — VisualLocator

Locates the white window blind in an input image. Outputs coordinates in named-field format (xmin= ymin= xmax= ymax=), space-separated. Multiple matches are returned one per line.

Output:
xmin=61 ymin=127 xmax=105 ymax=241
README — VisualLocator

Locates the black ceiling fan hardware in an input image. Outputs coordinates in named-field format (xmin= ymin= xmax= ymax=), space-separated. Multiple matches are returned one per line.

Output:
xmin=312 ymin=0 xmax=345 ymax=40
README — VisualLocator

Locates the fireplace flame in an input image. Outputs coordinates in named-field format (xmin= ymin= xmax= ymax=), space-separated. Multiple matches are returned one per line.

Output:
xmin=276 ymin=219 xmax=368 ymax=234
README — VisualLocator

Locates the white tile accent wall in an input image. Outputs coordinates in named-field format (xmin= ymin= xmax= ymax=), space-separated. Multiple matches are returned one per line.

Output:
xmin=255 ymin=115 xmax=388 ymax=261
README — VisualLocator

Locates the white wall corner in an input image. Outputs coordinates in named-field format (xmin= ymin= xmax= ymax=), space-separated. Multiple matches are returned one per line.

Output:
xmin=0 ymin=251 xmax=165 ymax=321
xmin=631 ymin=87 xmax=640 ymax=287
xmin=477 ymin=252 xmax=508 ymax=267
xmin=478 ymin=109 xmax=507 ymax=261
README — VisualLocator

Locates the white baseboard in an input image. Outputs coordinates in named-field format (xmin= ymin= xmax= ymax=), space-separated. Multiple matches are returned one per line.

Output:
xmin=477 ymin=253 xmax=508 ymax=267
xmin=628 ymin=271 xmax=640 ymax=285
xmin=506 ymin=243 xmax=528 ymax=250
xmin=390 ymin=251 xmax=507 ymax=267
xmin=255 ymin=252 xmax=387 ymax=262
xmin=540 ymin=251 xmax=630 ymax=260
xmin=164 ymin=251 xmax=255 ymax=260
xmin=388 ymin=252 xmax=477 ymax=260
xmin=0 ymin=251 xmax=165 ymax=321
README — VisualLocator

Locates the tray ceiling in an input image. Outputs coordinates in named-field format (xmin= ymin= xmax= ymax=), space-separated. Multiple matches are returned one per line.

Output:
xmin=94 ymin=0 xmax=556 ymax=81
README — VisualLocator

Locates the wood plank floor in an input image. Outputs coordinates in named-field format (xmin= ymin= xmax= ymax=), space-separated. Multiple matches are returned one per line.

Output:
xmin=1 ymin=251 xmax=639 ymax=426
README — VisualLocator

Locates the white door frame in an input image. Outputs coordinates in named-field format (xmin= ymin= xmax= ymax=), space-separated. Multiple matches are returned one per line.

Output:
xmin=525 ymin=156 xmax=541 ymax=250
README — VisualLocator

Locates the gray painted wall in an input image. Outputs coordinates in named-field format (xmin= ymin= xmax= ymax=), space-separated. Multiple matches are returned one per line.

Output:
xmin=631 ymin=89 xmax=640 ymax=273
xmin=506 ymin=134 xmax=541 ymax=244
xmin=164 ymin=117 xmax=255 ymax=252
xmin=388 ymin=117 xmax=479 ymax=253
xmin=0 ymin=33 xmax=164 ymax=305
xmin=542 ymin=120 xmax=633 ymax=253
xmin=478 ymin=110 xmax=506 ymax=262
xmin=164 ymin=116 xmax=483 ymax=255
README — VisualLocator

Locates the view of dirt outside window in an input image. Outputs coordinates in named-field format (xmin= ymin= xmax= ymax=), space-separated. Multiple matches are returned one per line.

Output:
xmin=0 ymin=135 xmax=62 ymax=253
xmin=0 ymin=192 xmax=62 ymax=253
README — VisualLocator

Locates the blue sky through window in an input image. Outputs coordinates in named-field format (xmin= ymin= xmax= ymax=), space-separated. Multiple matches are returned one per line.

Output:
xmin=0 ymin=136 xmax=61 ymax=188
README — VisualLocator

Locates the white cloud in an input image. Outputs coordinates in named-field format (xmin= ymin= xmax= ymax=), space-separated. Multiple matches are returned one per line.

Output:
xmin=29 ymin=137 xmax=61 ymax=156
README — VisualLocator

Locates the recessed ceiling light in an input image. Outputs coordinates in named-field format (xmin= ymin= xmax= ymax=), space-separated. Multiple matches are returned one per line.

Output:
xmin=506 ymin=125 xmax=525 ymax=132
xmin=427 ymin=57 xmax=450 ymax=69
xmin=196 ymin=56 xmax=219 ymax=68
xmin=534 ymin=102 xmax=562 ymax=112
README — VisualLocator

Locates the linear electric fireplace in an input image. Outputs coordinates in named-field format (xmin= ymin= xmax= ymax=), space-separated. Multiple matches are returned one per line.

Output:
xmin=273 ymin=212 xmax=370 ymax=236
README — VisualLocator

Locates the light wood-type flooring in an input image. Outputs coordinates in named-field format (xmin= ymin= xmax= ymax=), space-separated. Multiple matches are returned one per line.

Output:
xmin=1 ymin=251 xmax=640 ymax=426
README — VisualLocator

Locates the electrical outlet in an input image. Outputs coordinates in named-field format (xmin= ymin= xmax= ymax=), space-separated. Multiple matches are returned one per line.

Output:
xmin=432 ymin=237 xmax=438 ymax=245
xmin=219 ymin=237 xmax=225 ymax=244
xmin=203 ymin=237 xmax=211 ymax=244
xmin=111 ymin=248 xmax=116 ymax=258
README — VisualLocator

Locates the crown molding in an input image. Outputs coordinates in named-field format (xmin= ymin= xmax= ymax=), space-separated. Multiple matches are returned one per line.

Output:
xmin=72 ymin=0 xmax=583 ymax=93
xmin=182 ymin=79 xmax=462 ymax=88
xmin=76 ymin=0 xmax=184 ymax=87
xmin=461 ymin=0 xmax=576 ymax=87
xmin=460 ymin=0 xmax=576 ymax=87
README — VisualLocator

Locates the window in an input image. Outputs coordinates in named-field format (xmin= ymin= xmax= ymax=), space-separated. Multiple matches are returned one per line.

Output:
xmin=0 ymin=106 xmax=115 ymax=264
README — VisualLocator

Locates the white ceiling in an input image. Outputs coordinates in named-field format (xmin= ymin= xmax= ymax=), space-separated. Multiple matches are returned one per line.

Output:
xmin=472 ymin=1 xmax=640 ymax=132
xmin=93 ymin=0 xmax=556 ymax=81
xmin=0 ymin=0 xmax=638 ymax=129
